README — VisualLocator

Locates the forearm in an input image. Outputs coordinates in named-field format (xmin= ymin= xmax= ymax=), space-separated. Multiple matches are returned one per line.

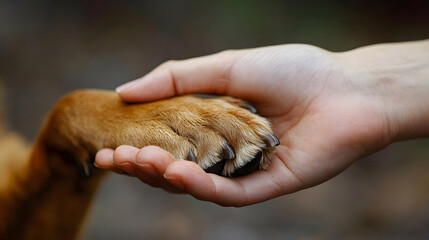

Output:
xmin=341 ymin=39 xmax=429 ymax=141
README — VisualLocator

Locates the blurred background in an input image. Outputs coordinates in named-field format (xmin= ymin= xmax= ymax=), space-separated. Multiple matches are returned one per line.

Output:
xmin=1 ymin=0 xmax=429 ymax=239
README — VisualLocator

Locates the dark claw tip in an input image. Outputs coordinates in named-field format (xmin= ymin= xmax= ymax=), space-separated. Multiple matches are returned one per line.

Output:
xmin=231 ymin=151 xmax=262 ymax=177
xmin=222 ymin=143 xmax=236 ymax=160
xmin=193 ymin=94 xmax=220 ymax=99
xmin=83 ymin=163 xmax=91 ymax=177
xmin=263 ymin=134 xmax=280 ymax=148
xmin=78 ymin=159 xmax=92 ymax=177
xmin=188 ymin=150 xmax=196 ymax=162
xmin=204 ymin=159 xmax=226 ymax=176
xmin=241 ymin=103 xmax=258 ymax=114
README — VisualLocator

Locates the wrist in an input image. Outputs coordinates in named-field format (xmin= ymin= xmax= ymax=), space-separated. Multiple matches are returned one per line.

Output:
xmin=341 ymin=40 xmax=429 ymax=142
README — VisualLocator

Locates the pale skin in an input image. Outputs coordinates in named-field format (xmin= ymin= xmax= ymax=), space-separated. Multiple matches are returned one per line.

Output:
xmin=95 ymin=39 xmax=429 ymax=206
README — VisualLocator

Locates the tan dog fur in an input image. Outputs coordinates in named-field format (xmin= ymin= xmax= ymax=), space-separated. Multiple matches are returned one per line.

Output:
xmin=0 ymin=89 xmax=276 ymax=239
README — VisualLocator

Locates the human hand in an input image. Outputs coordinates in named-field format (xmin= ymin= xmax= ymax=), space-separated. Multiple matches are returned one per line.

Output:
xmin=95 ymin=41 xmax=429 ymax=206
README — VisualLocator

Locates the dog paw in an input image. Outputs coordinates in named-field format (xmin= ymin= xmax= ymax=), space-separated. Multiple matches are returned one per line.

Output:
xmin=154 ymin=95 xmax=279 ymax=177
xmin=51 ymin=91 xmax=279 ymax=177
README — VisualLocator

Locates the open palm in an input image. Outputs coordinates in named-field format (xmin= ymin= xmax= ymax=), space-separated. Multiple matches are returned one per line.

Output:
xmin=96 ymin=44 xmax=391 ymax=206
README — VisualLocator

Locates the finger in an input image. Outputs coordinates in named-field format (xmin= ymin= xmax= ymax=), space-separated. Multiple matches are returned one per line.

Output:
xmin=94 ymin=148 xmax=131 ymax=175
xmin=112 ymin=145 xmax=140 ymax=175
xmin=133 ymin=146 xmax=186 ymax=193
xmin=94 ymin=148 xmax=114 ymax=168
xmin=99 ymin=145 xmax=142 ymax=176
xmin=96 ymin=146 xmax=180 ymax=190
xmin=163 ymin=160 xmax=216 ymax=197
xmin=116 ymin=51 xmax=241 ymax=102
xmin=134 ymin=146 xmax=176 ymax=176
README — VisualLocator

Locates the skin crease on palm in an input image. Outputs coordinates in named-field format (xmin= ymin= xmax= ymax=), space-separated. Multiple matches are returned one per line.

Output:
xmin=95 ymin=40 xmax=429 ymax=206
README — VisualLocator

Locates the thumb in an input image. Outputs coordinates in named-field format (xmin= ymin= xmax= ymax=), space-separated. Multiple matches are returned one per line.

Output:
xmin=116 ymin=51 xmax=240 ymax=102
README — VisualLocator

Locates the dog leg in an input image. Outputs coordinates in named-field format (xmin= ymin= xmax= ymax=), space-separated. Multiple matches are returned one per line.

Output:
xmin=0 ymin=89 xmax=278 ymax=239
xmin=0 ymin=99 xmax=105 ymax=240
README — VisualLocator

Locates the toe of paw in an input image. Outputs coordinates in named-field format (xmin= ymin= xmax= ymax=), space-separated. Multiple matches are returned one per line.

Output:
xmin=230 ymin=151 xmax=262 ymax=177
xmin=201 ymin=150 xmax=266 ymax=177
xmin=203 ymin=159 xmax=226 ymax=175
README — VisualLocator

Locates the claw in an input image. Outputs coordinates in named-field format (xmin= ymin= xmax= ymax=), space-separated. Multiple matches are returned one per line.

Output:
xmin=240 ymin=103 xmax=258 ymax=114
xmin=222 ymin=143 xmax=236 ymax=160
xmin=83 ymin=161 xmax=91 ymax=177
xmin=231 ymin=151 xmax=262 ymax=177
xmin=263 ymin=134 xmax=280 ymax=148
xmin=188 ymin=149 xmax=196 ymax=162
xmin=193 ymin=94 xmax=220 ymax=99
xmin=204 ymin=159 xmax=226 ymax=175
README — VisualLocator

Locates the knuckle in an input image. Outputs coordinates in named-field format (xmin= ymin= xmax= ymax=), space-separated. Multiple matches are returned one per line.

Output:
xmin=160 ymin=59 xmax=178 ymax=69
xmin=215 ymin=50 xmax=238 ymax=74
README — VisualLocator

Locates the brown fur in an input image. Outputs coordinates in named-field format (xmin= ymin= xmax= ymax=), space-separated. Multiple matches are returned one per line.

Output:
xmin=0 ymin=89 xmax=275 ymax=239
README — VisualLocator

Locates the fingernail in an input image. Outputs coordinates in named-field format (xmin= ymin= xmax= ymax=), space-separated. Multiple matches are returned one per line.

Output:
xmin=116 ymin=78 xmax=141 ymax=93
xmin=93 ymin=162 xmax=100 ymax=168
xmin=164 ymin=174 xmax=184 ymax=190
xmin=135 ymin=163 xmax=158 ymax=178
